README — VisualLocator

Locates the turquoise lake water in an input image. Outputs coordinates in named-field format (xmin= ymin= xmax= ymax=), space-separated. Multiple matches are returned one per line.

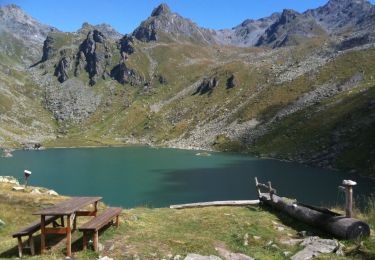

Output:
xmin=0 ymin=147 xmax=374 ymax=208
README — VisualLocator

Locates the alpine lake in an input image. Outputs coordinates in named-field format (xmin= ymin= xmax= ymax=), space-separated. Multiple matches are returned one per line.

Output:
xmin=1 ymin=146 xmax=374 ymax=209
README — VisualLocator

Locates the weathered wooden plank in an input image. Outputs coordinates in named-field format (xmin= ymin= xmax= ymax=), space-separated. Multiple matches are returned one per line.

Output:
xmin=33 ymin=197 xmax=102 ymax=215
xmin=76 ymin=210 xmax=97 ymax=216
xmin=44 ymin=227 xmax=68 ymax=234
xmin=79 ymin=208 xmax=122 ymax=231
xmin=12 ymin=215 xmax=59 ymax=237
xmin=169 ymin=200 xmax=260 ymax=209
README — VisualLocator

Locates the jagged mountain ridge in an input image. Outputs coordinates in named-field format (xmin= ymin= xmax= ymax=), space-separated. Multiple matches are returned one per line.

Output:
xmin=1 ymin=1 xmax=375 ymax=176
xmin=131 ymin=0 xmax=375 ymax=47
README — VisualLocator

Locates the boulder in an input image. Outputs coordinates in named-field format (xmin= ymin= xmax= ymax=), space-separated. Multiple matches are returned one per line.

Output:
xmin=46 ymin=189 xmax=59 ymax=196
xmin=184 ymin=254 xmax=221 ymax=260
xmin=0 ymin=219 xmax=5 ymax=228
xmin=193 ymin=77 xmax=218 ymax=95
xmin=31 ymin=188 xmax=41 ymax=194
xmin=226 ymin=74 xmax=236 ymax=89
xmin=98 ymin=256 xmax=113 ymax=260
xmin=216 ymin=246 xmax=254 ymax=260
xmin=0 ymin=176 xmax=19 ymax=185
xmin=291 ymin=236 xmax=340 ymax=260
xmin=12 ymin=186 xmax=25 ymax=191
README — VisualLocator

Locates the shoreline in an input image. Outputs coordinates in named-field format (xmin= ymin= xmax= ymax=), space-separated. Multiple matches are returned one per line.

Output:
xmin=2 ymin=142 xmax=374 ymax=180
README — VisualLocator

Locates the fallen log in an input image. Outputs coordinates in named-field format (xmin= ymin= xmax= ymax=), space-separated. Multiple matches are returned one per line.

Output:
xmin=260 ymin=193 xmax=370 ymax=240
xmin=170 ymin=200 xmax=259 ymax=209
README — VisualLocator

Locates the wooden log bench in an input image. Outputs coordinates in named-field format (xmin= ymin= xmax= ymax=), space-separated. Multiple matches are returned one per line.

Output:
xmin=12 ymin=215 xmax=63 ymax=257
xmin=78 ymin=207 xmax=122 ymax=252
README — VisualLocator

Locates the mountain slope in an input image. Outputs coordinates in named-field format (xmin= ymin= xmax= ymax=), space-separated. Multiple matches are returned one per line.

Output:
xmin=306 ymin=0 xmax=375 ymax=32
xmin=1 ymin=2 xmax=375 ymax=176
xmin=256 ymin=9 xmax=326 ymax=48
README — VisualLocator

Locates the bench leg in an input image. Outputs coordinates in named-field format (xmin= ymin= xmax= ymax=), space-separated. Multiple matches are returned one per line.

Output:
xmin=82 ymin=231 xmax=88 ymax=250
xmin=40 ymin=215 xmax=46 ymax=255
xmin=29 ymin=235 xmax=35 ymax=256
xmin=66 ymin=215 xmax=72 ymax=257
xmin=17 ymin=237 xmax=23 ymax=258
xmin=115 ymin=215 xmax=119 ymax=227
xmin=93 ymin=230 xmax=99 ymax=252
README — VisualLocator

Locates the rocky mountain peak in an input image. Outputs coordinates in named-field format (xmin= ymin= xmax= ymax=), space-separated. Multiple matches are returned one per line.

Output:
xmin=0 ymin=4 xmax=55 ymax=43
xmin=0 ymin=4 xmax=56 ymax=62
xmin=306 ymin=0 xmax=375 ymax=31
xmin=78 ymin=22 xmax=122 ymax=39
xmin=255 ymin=8 xmax=325 ymax=48
xmin=151 ymin=3 xmax=171 ymax=17
xmin=132 ymin=3 xmax=217 ymax=44
xmin=279 ymin=9 xmax=300 ymax=24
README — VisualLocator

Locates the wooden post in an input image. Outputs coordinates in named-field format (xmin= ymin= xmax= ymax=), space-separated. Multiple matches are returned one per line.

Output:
xmin=17 ymin=237 xmax=23 ymax=258
xmin=29 ymin=235 xmax=35 ymax=256
xmin=93 ymin=230 xmax=99 ymax=252
xmin=254 ymin=177 xmax=261 ymax=197
xmin=40 ymin=215 xmax=46 ymax=255
xmin=66 ymin=215 xmax=72 ymax=257
xmin=94 ymin=201 xmax=98 ymax=216
xmin=267 ymin=181 xmax=274 ymax=201
xmin=342 ymin=180 xmax=357 ymax=218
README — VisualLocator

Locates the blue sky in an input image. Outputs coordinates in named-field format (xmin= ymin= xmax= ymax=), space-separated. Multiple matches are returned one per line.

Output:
xmin=1 ymin=0 xmax=374 ymax=34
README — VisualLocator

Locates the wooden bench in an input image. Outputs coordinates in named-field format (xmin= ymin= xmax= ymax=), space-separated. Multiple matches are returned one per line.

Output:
xmin=78 ymin=207 xmax=122 ymax=251
xmin=12 ymin=215 xmax=63 ymax=257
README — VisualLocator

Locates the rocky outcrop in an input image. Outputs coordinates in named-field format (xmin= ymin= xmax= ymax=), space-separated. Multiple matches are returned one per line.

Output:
xmin=54 ymin=57 xmax=70 ymax=83
xmin=226 ymin=74 xmax=236 ymax=89
xmin=41 ymin=35 xmax=55 ymax=62
xmin=256 ymin=9 xmax=325 ymax=48
xmin=338 ymin=34 xmax=371 ymax=50
xmin=76 ymin=30 xmax=112 ymax=85
xmin=119 ymin=35 xmax=135 ymax=56
xmin=110 ymin=62 xmax=144 ymax=86
xmin=193 ymin=77 xmax=218 ymax=95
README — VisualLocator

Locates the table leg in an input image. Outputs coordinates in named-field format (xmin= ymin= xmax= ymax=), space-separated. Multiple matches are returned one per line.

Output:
xmin=61 ymin=216 xmax=65 ymax=227
xmin=66 ymin=215 xmax=72 ymax=257
xmin=94 ymin=201 xmax=98 ymax=216
xmin=40 ymin=215 xmax=46 ymax=254
xmin=93 ymin=230 xmax=99 ymax=252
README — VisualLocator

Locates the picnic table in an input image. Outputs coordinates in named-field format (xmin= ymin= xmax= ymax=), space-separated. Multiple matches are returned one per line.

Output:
xmin=33 ymin=196 xmax=102 ymax=256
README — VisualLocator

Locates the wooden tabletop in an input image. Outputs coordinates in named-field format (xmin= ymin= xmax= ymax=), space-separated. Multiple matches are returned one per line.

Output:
xmin=33 ymin=196 xmax=102 ymax=215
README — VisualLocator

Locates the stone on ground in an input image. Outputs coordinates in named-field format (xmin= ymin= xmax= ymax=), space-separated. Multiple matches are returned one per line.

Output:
xmin=184 ymin=254 xmax=221 ymax=260
xmin=291 ymin=236 xmax=339 ymax=260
